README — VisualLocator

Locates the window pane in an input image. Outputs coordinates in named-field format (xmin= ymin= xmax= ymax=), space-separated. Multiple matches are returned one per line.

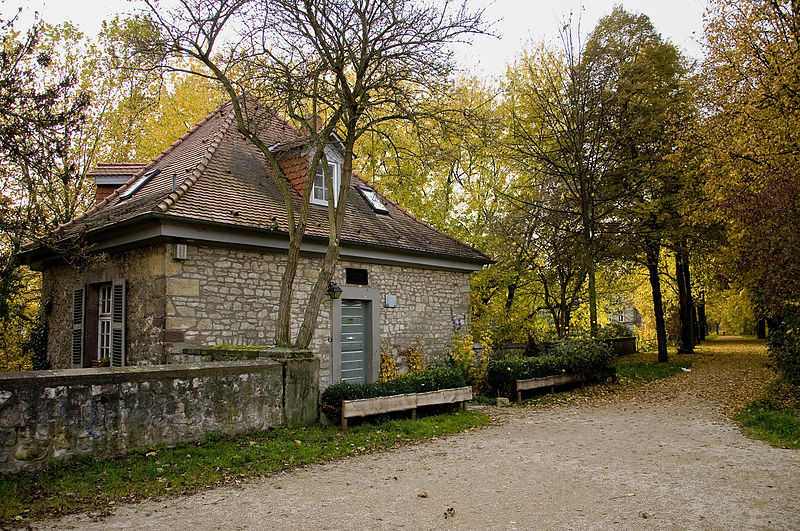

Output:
xmin=314 ymin=166 xmax=328 ymax=202
xmin=99 ymin=285 xmax=112 ymax=315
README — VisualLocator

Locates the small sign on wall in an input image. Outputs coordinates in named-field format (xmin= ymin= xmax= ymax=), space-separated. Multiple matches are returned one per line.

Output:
xmin=385 ymin=294 xmax=397 ymax=308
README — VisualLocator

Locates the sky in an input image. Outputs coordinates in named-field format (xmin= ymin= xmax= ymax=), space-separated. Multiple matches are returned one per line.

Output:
xmin=2 ymin=0 xmax=708 ymax=79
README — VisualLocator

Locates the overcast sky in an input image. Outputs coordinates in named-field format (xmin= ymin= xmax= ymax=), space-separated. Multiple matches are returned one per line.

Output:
xmin=3 ymin=0 xmax=707 ymax=79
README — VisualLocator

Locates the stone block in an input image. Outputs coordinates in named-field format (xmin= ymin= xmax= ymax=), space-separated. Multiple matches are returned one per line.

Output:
xmin=166 ymin=317 xmax=197 ymax=330
xmin=166 ymin=278 xmax=200 ymax=297
xmin=0 ymin=428 xmax=17 ymax=448
xmin=41 ymin=386 xmax=67 ymax=400
xmin=0 ymin=391 xmax=12 ymax=408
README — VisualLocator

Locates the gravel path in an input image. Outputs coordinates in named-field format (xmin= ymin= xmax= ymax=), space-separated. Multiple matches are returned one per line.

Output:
xmin=41 ymin=337 xmax=800 ymax=530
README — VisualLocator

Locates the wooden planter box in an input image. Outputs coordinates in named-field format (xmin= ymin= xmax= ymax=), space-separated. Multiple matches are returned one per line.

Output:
xmin=341 ymin=386 xmax=472 ymax=428
xmin=515 ymin=373 xmax=585 ymax=403
xmin=515 ymin=368 xmax=616 ymax=403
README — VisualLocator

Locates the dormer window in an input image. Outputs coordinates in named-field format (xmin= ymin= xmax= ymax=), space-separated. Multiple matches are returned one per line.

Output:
xmin=311 ymin=161 xmax=340 ymax=206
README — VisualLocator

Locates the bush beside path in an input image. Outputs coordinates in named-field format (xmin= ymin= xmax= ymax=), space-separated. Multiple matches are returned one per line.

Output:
xmin=40 ymin=337 xmax=800 ymax=530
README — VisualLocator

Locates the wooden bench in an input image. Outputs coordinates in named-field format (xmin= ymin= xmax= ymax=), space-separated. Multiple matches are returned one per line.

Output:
xmin=341 ymin=386 xmax=472 ymax=429
xmin=516 ymin=368 xmax=616 ymax=403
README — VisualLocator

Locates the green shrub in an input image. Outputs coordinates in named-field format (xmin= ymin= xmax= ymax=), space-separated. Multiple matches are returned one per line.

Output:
xmin=487 ymin=355 xmax=561 ymax=397
xmin=487 ymin=338 xmax=615 ymax=397
xmin=549 ymin=337 xmax=615 ymax=374
xmin=320 ymin=366 xmax=466 ymax=422
xmin=24 ymin=317 xmax=49 ymax=371
xmin=596 ymin=322 xmax=633 ymax=339
xmin=767 ymin=311 xmax=800 ymax=387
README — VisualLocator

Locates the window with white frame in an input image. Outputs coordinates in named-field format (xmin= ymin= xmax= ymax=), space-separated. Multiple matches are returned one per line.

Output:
xmin=97 ymin=284 xmax=112 ymax=360
xmin=311 ymin=161 xmax=339 ymax=206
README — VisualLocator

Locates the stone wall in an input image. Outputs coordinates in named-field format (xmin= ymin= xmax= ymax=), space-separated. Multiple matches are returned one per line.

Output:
xmin=42 ymin=245 xmax=169 ymax=367
xmin=0 ymin=358 xmax=319 ymax=474
xmin=43 ymin=241 xmax=473 ymax=388
xmin=337 ymin=259 xmax=471 ymax=370
xmin=164 ymin=244 xmax=472 ymax=388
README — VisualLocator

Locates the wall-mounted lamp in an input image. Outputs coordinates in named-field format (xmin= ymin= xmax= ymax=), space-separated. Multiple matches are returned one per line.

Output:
xmin=327 ymin=281 xmax=343 ymax=300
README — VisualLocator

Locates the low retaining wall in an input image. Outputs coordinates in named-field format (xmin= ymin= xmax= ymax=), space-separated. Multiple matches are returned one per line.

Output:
xmin=173 ymin=347 xmax=319 ymax=426
xmin=0 ymin=357 xmax=319 ymax=474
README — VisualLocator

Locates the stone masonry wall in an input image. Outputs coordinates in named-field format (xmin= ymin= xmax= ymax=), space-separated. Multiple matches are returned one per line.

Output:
xmin=43 ymin=241 xmax=473 ymax=387
xmin=42 ymin=245 xmax=169 ymax=367
xmin=164 ymin=244 xmax=472 ymax=388
xmin=0 ymin=361 xmax=290 ymax=474
xmin=335 ymin=258 xmax=472 ymax=372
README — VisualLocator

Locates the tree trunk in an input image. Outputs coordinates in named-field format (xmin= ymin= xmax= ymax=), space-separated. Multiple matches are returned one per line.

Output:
xmin=646 ymin=239 xmax=668 ymax=362
xmin=295 ymin=127 xmax=355 ymax=347
xmin=682 ymin=251 xmax=699 ymax=346
xmin=505 ymin=282 xmax=517 ymax=311
xmin=697 ymin=293 xmax=707 ymax=341
xmin=295 ymin=239 xmax=340 ymax=347
xmin=756 ymin=319 xmax=767 ymax=339
xmin=676 ymin=249 xmax=694 ymax=354
xmin=588 ymin=261 xmax=597 ymax=338
xmin=275 ymin=238 xmax=302 ymax=345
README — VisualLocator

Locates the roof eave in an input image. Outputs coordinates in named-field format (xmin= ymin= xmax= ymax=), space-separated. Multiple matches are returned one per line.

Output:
xmin=23 ymin=213 xmax=492 ymax=272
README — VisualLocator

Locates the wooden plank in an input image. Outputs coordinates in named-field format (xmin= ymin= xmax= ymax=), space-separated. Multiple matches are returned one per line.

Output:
xmin=516 ymin=373 xmax=584 ymax=392
xmin=416 ymin=386 xmax=472 ymax=406
xmin=342 ymin=386 xmax=473 ymax=420
xmin=343 ymin=393 xmax=417 ymax=418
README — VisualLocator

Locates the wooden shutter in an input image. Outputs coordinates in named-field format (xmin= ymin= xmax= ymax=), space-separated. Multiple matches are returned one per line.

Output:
xmin=71 ymin=286 xmax=85 ymax=368
xmin=111 ymin=279 xmax=126 ymax=367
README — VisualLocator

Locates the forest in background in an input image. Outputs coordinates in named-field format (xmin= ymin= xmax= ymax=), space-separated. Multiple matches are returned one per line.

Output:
xmin=1 ymin=0 xmax=798 ymax=385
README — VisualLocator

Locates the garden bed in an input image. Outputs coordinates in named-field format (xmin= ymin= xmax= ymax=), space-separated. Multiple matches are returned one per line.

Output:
xmin=341 ymin=386 xmax=472 ymax=428
xmin=488 ymin=338 xmax=616 ymax=398
xmin=516 ymin=373 xmax=585 ymax=402
xmin=515 ymin=368 xmax=616 ymax=402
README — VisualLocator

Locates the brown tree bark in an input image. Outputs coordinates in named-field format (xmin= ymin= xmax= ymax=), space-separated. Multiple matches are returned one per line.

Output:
xmin=646 ymin=238 xmax=668 ymax=363
xmin=676 ymin=248 xmax=694 ymax=353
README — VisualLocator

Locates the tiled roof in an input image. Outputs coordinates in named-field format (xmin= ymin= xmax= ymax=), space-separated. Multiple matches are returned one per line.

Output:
xmin=45 ymin=101 xmax=491 ymax=265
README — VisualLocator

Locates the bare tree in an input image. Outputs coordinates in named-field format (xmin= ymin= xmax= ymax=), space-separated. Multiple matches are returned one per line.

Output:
xmin=135 ymin=0 xmax=487 ymax=347
xmin=505 ymin=27 xmax=620 ymax=339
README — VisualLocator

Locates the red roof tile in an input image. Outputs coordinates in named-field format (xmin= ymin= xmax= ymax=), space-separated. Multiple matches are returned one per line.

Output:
xmin=42 ymin=101 xmax=491 ymax=265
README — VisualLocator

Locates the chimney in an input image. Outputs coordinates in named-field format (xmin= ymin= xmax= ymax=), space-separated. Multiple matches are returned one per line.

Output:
xmin=90 ymin=163 xmax=146 ymax=204
xmin=94 ymin=178 xmax=129 ymax=204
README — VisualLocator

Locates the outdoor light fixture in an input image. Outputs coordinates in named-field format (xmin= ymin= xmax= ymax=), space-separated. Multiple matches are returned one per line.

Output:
xmin=327 ymin=282 xmax=343 ymax=300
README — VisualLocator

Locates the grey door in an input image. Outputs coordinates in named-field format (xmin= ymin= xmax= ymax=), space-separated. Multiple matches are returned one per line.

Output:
xmin=340 ymin=300 xmax=367 ymax=384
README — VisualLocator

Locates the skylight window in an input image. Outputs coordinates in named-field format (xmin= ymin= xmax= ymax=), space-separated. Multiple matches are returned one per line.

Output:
xmin=356 ymin=186 xmax=390 ymax=215
xmin=119 ymin=169 xmax=161 ymax=201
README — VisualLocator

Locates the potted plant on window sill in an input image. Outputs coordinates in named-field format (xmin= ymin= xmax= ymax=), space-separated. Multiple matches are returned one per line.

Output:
xmin=92 ymin=358 xmax=110 ymax=368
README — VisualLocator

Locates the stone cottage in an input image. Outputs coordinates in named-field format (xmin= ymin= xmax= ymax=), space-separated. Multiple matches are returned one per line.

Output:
xmin=21 ymin=102 xmax=491 ymax=388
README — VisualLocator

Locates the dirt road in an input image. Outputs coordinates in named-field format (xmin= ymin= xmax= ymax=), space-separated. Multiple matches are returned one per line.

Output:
xmin=42 ymin=337 xmax=800 ymax=530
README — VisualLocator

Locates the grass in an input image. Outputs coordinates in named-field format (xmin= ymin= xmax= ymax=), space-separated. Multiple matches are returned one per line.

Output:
xmin=0 ymin=409 xmax=488 ymax=525
xmin=735 ymin=403 xmax=800 ymax=449
xmin=735 ymin=379 xmax=800 ymax=449
xmin=615 ymin=360 xmax=691 ymax=382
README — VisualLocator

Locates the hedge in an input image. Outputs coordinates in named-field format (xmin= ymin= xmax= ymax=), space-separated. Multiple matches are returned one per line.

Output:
xmin=767 ymin=311 xmax=800 ymax=387
xmin=487 ymin=337 xmax=615 ymax=397
xmin=321 ymin=366 xmax=466 ymax=423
